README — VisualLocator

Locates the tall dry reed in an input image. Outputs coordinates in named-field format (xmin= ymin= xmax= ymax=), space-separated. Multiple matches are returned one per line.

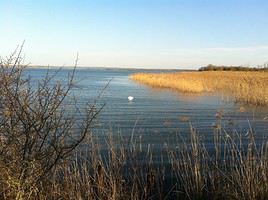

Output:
xmin=130 ymin=71 xmax=268 ymax=105
xmin=2 ymin=126 xmax=268 ymax=200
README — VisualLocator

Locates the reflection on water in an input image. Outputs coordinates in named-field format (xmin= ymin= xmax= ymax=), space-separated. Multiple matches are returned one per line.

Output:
xmin=25 ymin=68 xmax=268 ymax=146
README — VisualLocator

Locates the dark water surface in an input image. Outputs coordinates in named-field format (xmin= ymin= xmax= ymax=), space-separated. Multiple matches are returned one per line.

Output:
xmin=26 ymin=67 xmax=268 ymax=147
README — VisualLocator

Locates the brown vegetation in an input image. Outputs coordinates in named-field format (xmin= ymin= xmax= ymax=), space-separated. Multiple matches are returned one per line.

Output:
xmin=130 ymin=71 xmax=268 ymax=105
xmin=1 ymin=49 xmax=268 ymax=199
xmin=0 ymin=46 xmax=101 ymax=199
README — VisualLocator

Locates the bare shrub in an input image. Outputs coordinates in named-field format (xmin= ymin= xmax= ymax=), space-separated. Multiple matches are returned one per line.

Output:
xmin=0 ymin=46 xmax=101 ymax=199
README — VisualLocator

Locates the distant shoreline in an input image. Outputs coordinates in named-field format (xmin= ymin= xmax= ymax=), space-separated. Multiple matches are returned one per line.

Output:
xmin=27 ymin=65 xmax=195 ymax=71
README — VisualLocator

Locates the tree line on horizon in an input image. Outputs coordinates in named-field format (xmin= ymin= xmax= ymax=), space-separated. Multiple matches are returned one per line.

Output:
xmin=199 ymin=64 xmax=268 ymax=71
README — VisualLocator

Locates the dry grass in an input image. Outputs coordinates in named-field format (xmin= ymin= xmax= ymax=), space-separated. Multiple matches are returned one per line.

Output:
xmin=130 ymin=71 xmax=268 ymax=105
xmin=2 ymin=126 xmax=268 ymax=200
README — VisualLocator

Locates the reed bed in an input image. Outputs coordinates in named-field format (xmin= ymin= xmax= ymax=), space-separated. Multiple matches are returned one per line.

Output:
xmin=2 ymin=126 xmax=268 ymax=200
xmin=130 ymin=71 xmax=268 ymax=105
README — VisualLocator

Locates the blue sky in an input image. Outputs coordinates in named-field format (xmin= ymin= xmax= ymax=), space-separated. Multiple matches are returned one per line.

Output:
xmin=1 ymin=0 xmax=268 ymax=68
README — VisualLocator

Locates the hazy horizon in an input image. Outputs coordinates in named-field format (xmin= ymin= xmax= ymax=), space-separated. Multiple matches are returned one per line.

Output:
xmin=27 ymin=64 xmax=188 ymax=70
xmin=1 ymin=0 xmax=268 ymax=69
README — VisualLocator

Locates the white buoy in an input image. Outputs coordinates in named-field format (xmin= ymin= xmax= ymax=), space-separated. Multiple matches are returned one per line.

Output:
xmin=128 ymin=96 xmax=134 ymax=101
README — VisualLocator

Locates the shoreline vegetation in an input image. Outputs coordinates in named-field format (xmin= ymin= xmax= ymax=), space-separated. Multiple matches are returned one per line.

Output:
xmin=199 ymin=64 xmax=268 ymax=71
xmin=130 ymin=65 xmax=268 ymax=106
xmin=1 ymin=51 xmax=268 ymax=200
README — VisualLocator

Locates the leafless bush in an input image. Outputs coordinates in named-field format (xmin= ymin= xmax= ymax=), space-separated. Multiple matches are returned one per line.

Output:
xmin=0 ymin=46 xmax=101 ymax=199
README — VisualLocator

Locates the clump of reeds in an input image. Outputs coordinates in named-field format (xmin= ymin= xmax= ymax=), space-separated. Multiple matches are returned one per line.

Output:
xmin=9 ymin=125 xmax=266 ymax=200
xmin=130 ymin=71 xmax=268 ymax=105
xmin=2 ymin=103 xmax=268 ymax=199
xmin=168 ymin=124 xmax=268 ymax=200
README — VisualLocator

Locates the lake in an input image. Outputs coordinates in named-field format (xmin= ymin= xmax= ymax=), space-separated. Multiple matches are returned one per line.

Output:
xmin=26 ymin=67 xmax=268 ymax=148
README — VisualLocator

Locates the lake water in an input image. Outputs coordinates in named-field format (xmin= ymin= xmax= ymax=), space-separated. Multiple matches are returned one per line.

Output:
xmin=26 ymin=67 xmax=268 ymax=148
